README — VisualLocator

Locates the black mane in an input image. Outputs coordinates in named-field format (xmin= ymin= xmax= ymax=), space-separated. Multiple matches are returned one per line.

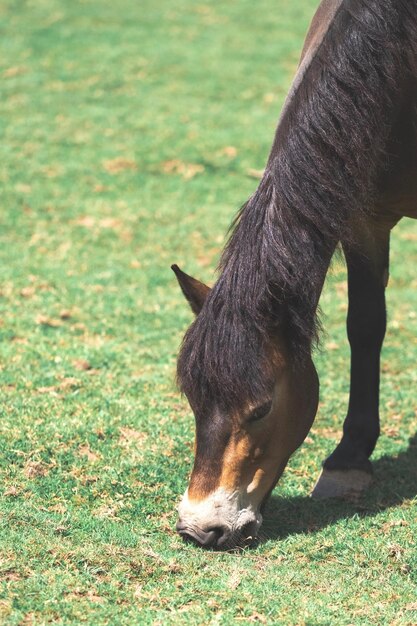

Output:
xmin=177 ymin=0 xmax=417 ymax=412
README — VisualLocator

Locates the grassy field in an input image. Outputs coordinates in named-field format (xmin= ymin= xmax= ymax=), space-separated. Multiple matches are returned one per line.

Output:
xmin=0 ymin=0 xmax=416 ymax=624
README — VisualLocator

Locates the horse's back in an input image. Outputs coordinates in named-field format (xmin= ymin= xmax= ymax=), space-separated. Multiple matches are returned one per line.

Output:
xmin=297 ymin=0 xmax=417 ymax=224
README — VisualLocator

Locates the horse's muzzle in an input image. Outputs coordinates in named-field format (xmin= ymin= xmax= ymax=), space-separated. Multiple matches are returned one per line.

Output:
xmin=176 ymin=522 xmax=225 ymax=548
xmin=176 ymin=520 xmax=258 ymax=550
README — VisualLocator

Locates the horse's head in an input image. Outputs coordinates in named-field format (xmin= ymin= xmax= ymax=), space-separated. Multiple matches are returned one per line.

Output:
xmin=172 ymin=265 xmax=319 ymax=550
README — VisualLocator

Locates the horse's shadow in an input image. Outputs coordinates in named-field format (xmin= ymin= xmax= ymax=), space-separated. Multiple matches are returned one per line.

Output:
xmin=260 ymin=433 xmax=417 ymax=543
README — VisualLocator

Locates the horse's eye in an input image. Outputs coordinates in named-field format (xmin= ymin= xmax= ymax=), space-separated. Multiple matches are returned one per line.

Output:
xmin=247 ymin=401 xmax=272 ymax=423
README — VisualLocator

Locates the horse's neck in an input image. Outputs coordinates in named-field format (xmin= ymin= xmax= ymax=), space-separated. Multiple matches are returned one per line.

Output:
xmin=277 ymin=0 xmax=344 ymax=128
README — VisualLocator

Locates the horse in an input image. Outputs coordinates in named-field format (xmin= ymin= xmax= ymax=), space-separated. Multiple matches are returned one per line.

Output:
xmin=172 ymin=0 xmax=417 ymax=549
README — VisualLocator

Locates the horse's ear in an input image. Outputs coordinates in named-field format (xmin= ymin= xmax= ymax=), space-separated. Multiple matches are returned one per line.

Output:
xmin=171 ymin=264 xmax=211 ymax=315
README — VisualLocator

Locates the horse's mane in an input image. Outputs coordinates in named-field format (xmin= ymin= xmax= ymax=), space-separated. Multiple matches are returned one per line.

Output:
xmin=177 ymin=0 xmax=417 ymax=412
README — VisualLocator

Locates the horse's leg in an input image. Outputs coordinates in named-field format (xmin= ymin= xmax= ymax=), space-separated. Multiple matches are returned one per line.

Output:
xmin=312 ymin=226 xmax=391 ymax=499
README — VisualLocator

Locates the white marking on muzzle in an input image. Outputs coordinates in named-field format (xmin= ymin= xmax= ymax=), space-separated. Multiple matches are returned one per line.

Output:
xmin=178 ymin=488 xmax=263 ymax=534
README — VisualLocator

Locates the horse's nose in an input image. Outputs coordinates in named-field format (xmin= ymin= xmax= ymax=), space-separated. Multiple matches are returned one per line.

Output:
xmin=176 ymin=521 xmax=225 ymax=548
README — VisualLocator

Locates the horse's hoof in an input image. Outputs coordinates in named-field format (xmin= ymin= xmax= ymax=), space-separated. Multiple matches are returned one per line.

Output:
xmin=311 ymin=468 xmax=373 ymax=500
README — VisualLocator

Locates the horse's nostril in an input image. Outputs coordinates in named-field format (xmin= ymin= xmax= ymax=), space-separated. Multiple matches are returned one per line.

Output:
xmin=179 ymin=530 xmax=200 ymax=546
xmin=176 ymin=522 xmax=224 ymax=548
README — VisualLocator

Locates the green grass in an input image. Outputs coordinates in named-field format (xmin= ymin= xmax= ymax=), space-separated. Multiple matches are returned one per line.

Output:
xmin=0 ymin=0 xmax=416 ymax=624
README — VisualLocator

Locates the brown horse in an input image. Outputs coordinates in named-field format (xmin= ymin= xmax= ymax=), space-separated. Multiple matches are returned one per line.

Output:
xmin=173 ymin=0 xmax=417 ymax=549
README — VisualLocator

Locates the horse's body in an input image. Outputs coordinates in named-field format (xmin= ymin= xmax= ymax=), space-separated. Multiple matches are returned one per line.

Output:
xmin=173 ymin=0 xmax=417 ymax=549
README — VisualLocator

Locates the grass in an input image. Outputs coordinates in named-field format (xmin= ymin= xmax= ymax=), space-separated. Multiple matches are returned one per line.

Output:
xmin=0 ymin=0 xmax=416 ymax=624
